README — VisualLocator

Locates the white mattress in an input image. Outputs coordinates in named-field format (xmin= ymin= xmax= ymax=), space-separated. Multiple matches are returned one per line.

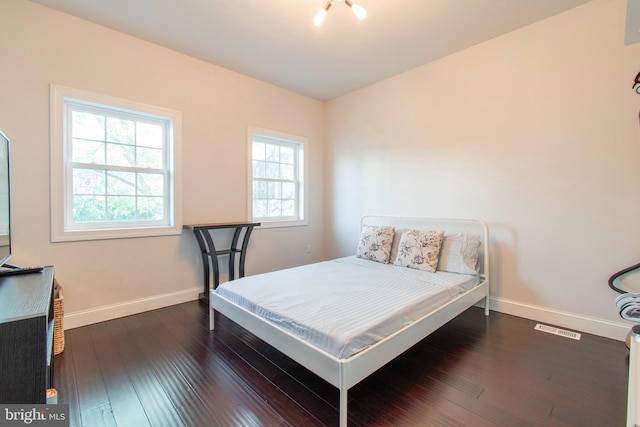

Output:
xmin=215 ymin=256 xmax=480 ymax=359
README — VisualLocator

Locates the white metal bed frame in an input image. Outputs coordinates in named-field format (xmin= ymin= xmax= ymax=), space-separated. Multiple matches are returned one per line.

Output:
xmin=210 ymin=216 xmax=490 ymax=426
xmin=628 ymin=325 xmax=640 ymax=427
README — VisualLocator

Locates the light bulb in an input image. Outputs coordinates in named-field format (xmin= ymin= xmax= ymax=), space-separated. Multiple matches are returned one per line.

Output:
xmin=314 ymin=1 xmax=332 ymax=27
xmin=350 ymin=3 xmax=367 ymax=20
xmin=344 ymin=0 xmax=367 ymax=21
xmin=313 ymin=9 xmax=327 ymax=27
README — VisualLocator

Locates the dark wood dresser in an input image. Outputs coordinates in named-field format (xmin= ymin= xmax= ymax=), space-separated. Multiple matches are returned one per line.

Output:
xmin=0 ymin=266 xmax=55 ymax=403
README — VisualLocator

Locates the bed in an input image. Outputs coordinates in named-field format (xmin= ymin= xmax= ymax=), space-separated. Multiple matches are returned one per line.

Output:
xmin=209 ymin=216 xmax=490 ymax=426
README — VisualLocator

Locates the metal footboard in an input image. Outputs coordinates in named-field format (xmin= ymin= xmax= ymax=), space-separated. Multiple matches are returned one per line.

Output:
xmin=629 ymin=325 xmax=640 ymax=427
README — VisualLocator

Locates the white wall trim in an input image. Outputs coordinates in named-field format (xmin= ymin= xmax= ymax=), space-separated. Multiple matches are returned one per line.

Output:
xmin=489 ymin=296 xmax=631 ymax=342
xmin=62 ymin=286 xmax=200 ymax=330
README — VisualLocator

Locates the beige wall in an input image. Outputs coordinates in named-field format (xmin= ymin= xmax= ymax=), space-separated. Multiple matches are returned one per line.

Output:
xmin=326 ymin=0 xmax=640 ymax=339
xmin=0 ymin=0 xmax=326 ymax=324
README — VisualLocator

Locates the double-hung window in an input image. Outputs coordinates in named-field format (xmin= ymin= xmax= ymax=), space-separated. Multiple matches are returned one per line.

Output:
xmin=248 ymin=126 xmax=306 ymax=227
xmin=50 ymin=84 xmax=182 ymax=242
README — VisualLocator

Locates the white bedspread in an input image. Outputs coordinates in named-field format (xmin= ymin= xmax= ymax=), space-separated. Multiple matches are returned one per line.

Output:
xmin=215 ymin=256 xmax=479 ymax=359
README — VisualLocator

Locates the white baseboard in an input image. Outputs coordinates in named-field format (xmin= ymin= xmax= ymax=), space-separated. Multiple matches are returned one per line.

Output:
xmin=63 ymin=287 xmax=201 ymax=330
xmin=489 ymin=296 xmax=632 ymax=342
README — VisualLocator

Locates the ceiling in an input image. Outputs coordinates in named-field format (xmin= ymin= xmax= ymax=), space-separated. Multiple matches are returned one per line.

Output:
xmin=30 ymin=0 xmax=592 ymax=101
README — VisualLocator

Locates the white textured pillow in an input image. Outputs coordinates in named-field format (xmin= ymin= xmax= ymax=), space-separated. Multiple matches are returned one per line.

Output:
xmin=437 ymin=233 xmax=481 ymax=275
xmin=393 ymin=229 xmax=444 ymax=272
xmin=388 ymin=228 xmax=404 ymax=264
xmin=356 ymin=225 xmax=395 ymax=264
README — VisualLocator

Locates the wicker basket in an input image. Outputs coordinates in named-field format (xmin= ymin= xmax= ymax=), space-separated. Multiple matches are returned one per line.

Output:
xmin=53 ymin=282 xmax=64 ymax=355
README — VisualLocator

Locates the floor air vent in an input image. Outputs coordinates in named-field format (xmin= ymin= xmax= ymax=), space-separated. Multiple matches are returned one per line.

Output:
xmin=534 ymin=323 xmax=581 ymax=340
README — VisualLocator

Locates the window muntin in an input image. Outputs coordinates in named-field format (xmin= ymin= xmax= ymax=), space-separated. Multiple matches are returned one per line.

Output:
xmin=50 ymin=84 xmax=182 ymax=242
xmin=67 ymin=104 xmax=169 ymax=227
xmin=248 ymin=127 xmax=306 ymax=227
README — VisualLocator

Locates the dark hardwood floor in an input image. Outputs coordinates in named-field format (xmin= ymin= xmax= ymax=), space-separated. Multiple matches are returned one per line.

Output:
xmin=54 ymin=302 xmax=629 ymax=426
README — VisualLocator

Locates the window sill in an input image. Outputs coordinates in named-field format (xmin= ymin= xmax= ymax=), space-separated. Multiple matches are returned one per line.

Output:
xmin=253 ymin=219 xmax=308 ymax=229
xmin=51 ymin=224 xmax=183 ymax=242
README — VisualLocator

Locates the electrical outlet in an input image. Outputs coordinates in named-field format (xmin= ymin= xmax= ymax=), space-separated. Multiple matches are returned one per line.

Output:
xmin=306 ymin=244 xmax=312 ymax=254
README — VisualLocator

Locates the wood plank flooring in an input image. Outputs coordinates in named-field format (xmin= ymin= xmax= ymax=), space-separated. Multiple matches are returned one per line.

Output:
xmin=53 ymin=302 xmax=629 ymax=426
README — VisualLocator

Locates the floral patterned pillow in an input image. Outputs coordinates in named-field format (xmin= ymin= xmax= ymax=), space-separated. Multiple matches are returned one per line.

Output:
xmin=393 ymin=229 xmax=445 ymax=272
xmin=356 ymin=225 xmax=395 ymax=263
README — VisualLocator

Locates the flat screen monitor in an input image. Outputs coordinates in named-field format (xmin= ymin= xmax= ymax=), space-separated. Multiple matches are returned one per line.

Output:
xmin=0 ymin=131 xmax=11 ymax=267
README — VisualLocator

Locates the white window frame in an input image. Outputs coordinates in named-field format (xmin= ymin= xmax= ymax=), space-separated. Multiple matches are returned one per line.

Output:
xmin=247 ymin=126 xmax=307 ymax=228
xmin=50 ymin=84 xmax=182 ymax=242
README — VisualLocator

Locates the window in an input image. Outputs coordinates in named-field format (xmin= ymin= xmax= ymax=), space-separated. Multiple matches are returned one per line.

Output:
xmin=50 ymin=84 xmax=182 ymax=242
xmin=248 ymin=126 xmax=306 ymax=227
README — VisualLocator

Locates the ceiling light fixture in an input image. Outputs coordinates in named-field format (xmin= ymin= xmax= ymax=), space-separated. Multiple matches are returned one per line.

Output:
xmin=313 ymin=0 xmax=367 ymax=27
